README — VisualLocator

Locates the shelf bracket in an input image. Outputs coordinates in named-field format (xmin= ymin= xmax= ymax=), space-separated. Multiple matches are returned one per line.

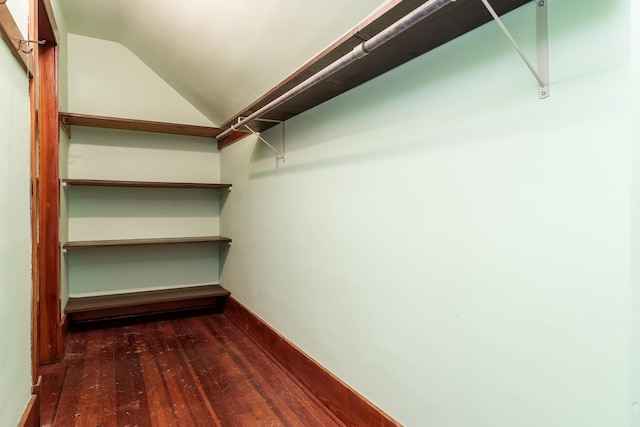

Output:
xmin=480 ymin=0 xmax=549 ymax=99
xmin=234 ymin=117 xmax=286 ymax=162
xmin=60 ymin=115 xmax=72 ymax=138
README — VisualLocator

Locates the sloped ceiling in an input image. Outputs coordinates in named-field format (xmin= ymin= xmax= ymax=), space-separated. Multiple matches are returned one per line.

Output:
xmin=58 ymin=0 xmax=388 ymax=126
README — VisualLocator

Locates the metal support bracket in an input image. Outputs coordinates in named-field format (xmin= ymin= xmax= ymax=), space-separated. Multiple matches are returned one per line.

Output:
xmin=16 ymin=38 xmax=46 ymax=54
xmin=235 ymin=117 xmax=286 ymax=162
xmin=481 ymin=0 xmax=549 ymax=99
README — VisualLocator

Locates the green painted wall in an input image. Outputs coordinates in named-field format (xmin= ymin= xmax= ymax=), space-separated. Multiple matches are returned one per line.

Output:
xmin=64 ymin=35 xmax=223 ymax=297
xmin=630 ymin=2 xmax=640 ymax=426
xmin=221 ymin=1 xmax=634 ymax=425
xmin=0 ymin=31 xmax=33 ymax=427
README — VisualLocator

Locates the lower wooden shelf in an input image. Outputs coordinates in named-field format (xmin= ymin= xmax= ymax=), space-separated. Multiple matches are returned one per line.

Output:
xmin=63 ymin=236 xmax=232 ymax=249
xmin=64 ymin=284 xmax=231 ymax=322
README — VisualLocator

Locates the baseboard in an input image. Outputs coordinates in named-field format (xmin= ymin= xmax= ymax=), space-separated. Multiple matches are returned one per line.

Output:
xmin=224 ymin=297 xmax=400 ymax=426
xmin=58 ymin=313 xmax=68 ymax=361
xmin=18 ymin=394 xmax=39 ymax=427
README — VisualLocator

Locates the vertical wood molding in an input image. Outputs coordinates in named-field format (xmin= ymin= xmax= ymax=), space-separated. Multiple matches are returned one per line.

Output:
xmin=29 ymin=0 xmax=41 ymax=385
xmin=38 ymin=42 xmax=61 ymax=365
xmin=18 ymin=395 xmax=40 ymax=427
xmin=224 ymin=297 xmax=401 ymax=427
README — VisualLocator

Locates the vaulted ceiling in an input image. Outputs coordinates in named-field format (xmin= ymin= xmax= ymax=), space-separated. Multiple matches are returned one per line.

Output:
xmin=58 ymin=0 xmax=389 ymax=125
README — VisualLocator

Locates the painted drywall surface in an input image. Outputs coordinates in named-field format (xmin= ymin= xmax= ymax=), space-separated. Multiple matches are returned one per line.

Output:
xmin=64 ymin=32 xmax=224 ymax=297
xmin=6 ymin=0 xmax=28 ymax=37
xmin=50 ymin=0 xmax=69 ymax=111
xmin=59 ymin=0 xmax=392 ymax=124
xmin=630 ymin=2 xmax=640 ymax=425
xmin=0 ymin=38 xmax=33 ymax=426
xmin=67 ymin=33 xmax=214 ymax=126
xmin=65 ymin=126 xmax=223 ymax=296
xmin=221 ymin=1 xmax=631 ymax=426
xmin=60 ymin=131 xmax=70 ymax=309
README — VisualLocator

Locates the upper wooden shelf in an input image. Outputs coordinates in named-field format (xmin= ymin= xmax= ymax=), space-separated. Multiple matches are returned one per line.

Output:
xmin=218 ymin=0 xmax=528 ymax=148
xmin=59 ymin=112 xmax=248 ymax=142
xmin=63 ymin=236 xmax=232 ymax=250
xmin=62 ymin=178 xmax=232 ymax=190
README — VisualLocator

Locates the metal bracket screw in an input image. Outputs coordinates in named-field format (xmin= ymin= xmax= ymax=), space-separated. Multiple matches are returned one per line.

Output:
xmin=537 ymin=1 xmax=544 ymax=7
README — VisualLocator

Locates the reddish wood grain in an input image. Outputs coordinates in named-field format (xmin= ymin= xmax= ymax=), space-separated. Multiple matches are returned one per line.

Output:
xmin=38 ymin=41 xmax=62 ymax=365
xmin=225 ymin=297 xmax=400 ymax=426
xmin=41 ymin=313 xmax=340 ymax=426
xmin=59 ymin=112 xmax=250 ymax=141
xmin=18 ymin=395 xmax=40 ymax=427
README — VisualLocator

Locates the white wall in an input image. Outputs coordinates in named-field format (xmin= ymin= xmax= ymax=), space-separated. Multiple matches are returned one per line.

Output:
xmin=221 ymin=1 xmax=633 ymax=426
xmin=0 ymin=29 xmax=33 ymax=427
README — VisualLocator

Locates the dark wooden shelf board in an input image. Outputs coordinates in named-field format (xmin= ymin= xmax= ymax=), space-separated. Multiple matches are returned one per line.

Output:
xmin=59 ymin=112 xmax=248 ymax=143
xmin=62 ymin=178 xmax=232 ymax=189
xmin=218 ymin=0 xmax=528 ymax=148
xmin=63 ymin=236 xmax=232 ymax=249
xmin=64 ymin=284 xmax=231 ymax=322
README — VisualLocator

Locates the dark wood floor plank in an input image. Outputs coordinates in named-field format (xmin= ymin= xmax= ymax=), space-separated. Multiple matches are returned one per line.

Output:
xmin=155 ymin=321 xmax=220 ymax=427
xmin=52 ymin=331 xmax=89 ymax=426
xmin=41 ymin=313 xmax=340 ymax=426
xmin=136 ymin=326 xmax=177 ymax=427
xmin=115 ymin=327 xmax=153 ymax=427
xmin=93 ymin=328 xmax=118 ymax=426
xmin=75 ymin=331 xmax=103 ymax=427
xmin=203 ymin=315 xmax=326 ymax=427
xmin=159 ymin=320 xmax=226 ymax=426
xmin=39 ymin=361 xmax=67 ymax=427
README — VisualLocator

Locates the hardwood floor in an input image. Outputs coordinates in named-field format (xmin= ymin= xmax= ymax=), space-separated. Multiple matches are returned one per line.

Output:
xmin=40 ymin=313 xmax=342 ymax=427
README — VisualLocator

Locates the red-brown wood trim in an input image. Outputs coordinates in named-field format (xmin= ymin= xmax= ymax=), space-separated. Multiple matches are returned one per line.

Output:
xmin=224 ymin=297 xmax=401 ymax=426
xmin=0 ymin=3 xmax=30 ymax=72
xmin=29 ymin=0 xmax=40 ymax=386
xmin=38 ymin=42 xmax=61 ymax=365
xmin=57 ymin=313 xmax=67 ymax=360
xmin=37 ymin=0 xmax=56 ymax=45
xmin=17 ymin=394 xmax=40 ymax=427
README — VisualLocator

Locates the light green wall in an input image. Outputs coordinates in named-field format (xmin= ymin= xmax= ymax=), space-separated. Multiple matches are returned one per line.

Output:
xmin=221 ymin=1 xmax=632 ymax=426
xmin=0 ymin=32 xmax=33 ymax=427
xmin=67 ymin=34 xmax=214 ymax=126
xmin=64 ymin=35 xmax=224 ymax=297
xmin=630 ymin=1 xmax=640 ymax=426
xmin=65 ymin=128 xmax=224 ymax=296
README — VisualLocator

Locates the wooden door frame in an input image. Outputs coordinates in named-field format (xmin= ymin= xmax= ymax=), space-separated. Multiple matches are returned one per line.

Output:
xmin=31 ymin=0 xmax=61 ymax=368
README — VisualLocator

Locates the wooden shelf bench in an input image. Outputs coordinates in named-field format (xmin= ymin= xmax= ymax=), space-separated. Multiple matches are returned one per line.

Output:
xmin=64 ymin=284 xmax=231 ymax=322
xmin=62 ymin=178 xmax=232 ymax=189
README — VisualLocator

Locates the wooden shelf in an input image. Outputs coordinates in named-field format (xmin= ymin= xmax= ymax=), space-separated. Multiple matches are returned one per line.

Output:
xmin=59 ymin=112 xmax=248 ymax=143
xmin=63 ymin=236 xmax=232 ymax=250
xmin=64 ymin=284 xmax=231 ymax=322
xmin=62 ymin=178 xmax=232 ymax=189
xmin=219 ymin=0 xmax=528 ymax=147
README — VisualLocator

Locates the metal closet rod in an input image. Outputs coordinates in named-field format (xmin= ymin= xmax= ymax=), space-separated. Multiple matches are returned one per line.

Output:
xmin=216 ymin=0 xmax=456 ymax=142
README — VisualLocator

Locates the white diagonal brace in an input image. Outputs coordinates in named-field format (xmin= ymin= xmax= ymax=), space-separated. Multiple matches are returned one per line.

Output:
xmin=481 ymin=0 xmax=549 ymax=98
